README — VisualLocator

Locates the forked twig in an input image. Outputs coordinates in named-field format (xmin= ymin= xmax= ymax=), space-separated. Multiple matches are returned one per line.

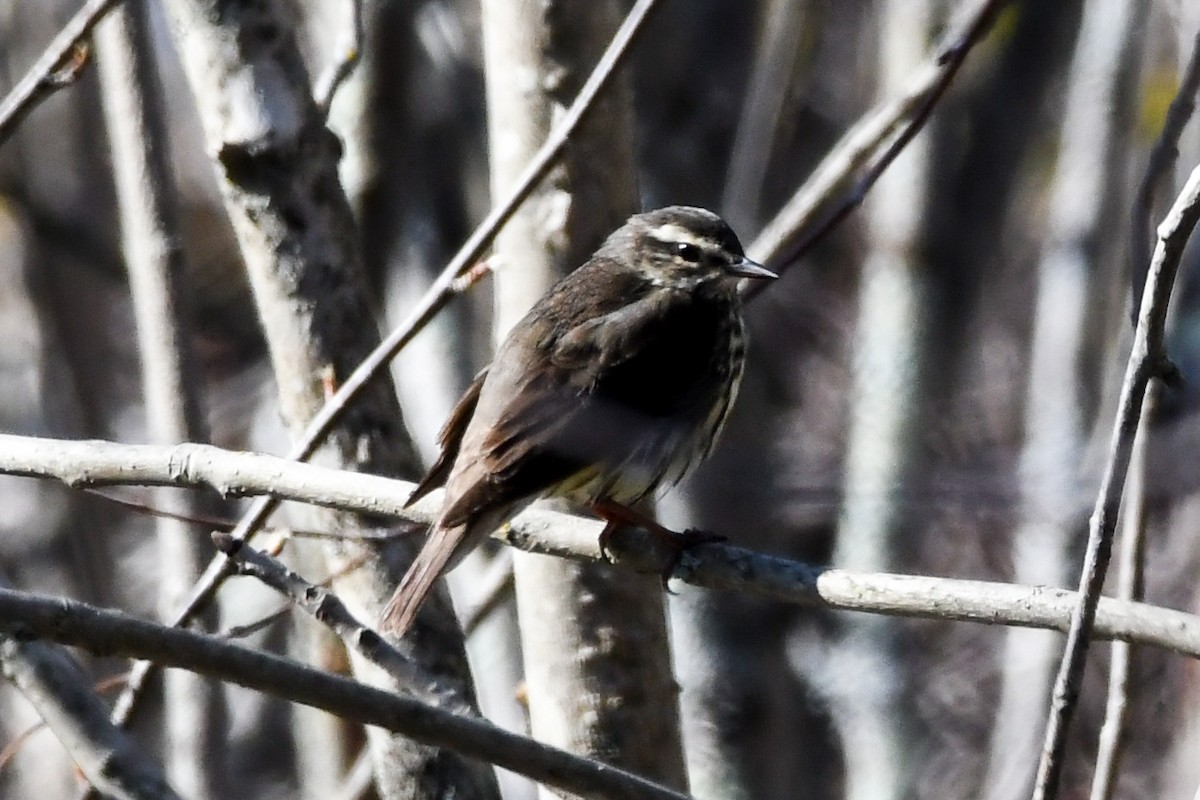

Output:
xmin=1089 ymin=26 xmax=1200 ymax=800
xmin=314 ymin=0 xmax=365 ymax=117
xmin=0 ymin=0 xmax=121 ymax=146
xmin=1032 ymin=164 xmax=1200 ymax=800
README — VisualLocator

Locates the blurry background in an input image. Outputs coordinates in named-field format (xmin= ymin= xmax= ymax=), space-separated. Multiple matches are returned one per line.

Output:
xmin=1 ymin=0 xmax=1199 ymax=798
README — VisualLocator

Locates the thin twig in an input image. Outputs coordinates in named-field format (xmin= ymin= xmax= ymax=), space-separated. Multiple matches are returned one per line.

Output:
xmin=221 ymin=605 xmax=291 ymax=640
xmin=2 ymin=434 xmax=1200 ymax=657
xmin=314 ymin=0 xmax=364 ymax=117
xmin=1031 ymin=164 xmax=1200 ymax=800
xmin=84 ymin=488 xmax=416 ymax=541
xmin=92 ymin=4 xmax=229 ymax=792
xmin=748 ymin=0 xmax=1010 ymax=271
xmin=1130 ymin=26 xmax=1200 ymax=323
xmin=0 ymin=588 xmax=692 ymax=800
xmin=1087 ymin=385 xmax=1153 ymax=800
xmin=1090 ymin=29 xmax=1200 ymax=799
xmin=213 ymin=533 xmax=471 ymax=710
xmin=0 ymin=721 xmax=48 ymax=773
xmin=0 ymin=0 xmax=122 ymax=147
xmin=984 ymin=2 xmax=1142 ymax=797
xmin=0 ymin=568 xmax=181 ymax=800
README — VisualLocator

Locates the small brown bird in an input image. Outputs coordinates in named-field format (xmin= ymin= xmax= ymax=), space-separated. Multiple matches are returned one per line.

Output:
xmin=381 ymin=206 xmax=775 ymax=635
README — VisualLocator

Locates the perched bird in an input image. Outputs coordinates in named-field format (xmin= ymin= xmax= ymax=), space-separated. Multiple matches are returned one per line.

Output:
xmin=381 ymin=205 xmax=775 ymax=635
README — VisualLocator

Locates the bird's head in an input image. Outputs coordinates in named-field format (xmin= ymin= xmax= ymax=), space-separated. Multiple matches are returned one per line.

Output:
xmin=602 ymin=206 xmax=777 ymax=290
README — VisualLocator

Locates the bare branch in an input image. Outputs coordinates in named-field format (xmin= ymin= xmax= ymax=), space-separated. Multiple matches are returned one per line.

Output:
xmin=0 ymin=568 xmax=180 ymax=800
xmin=212 ymin=533 xmax=471 ymax=711
xmin=1031 ymin=164 xmax=1200 ymax=800
xmin=1090 ymin=24 xmax=1200 ymax=800
xmin=0 ymin=0 xmax=120 ymax=146
xmin=2 ymin=434 xmax=1200 ymax=659
xmin=0 ymin=588 xmax=691 ymax=800
xmin=748 ymin=0 xmax=1010 ymax=270
xmin=1130 ymin=26 xmax=1200 ymax=321
xmin=314 ymin=0 xmax=364 ymax=117
xmin=1087 ymin=387 xmax=1153 ymax=800
xmin=984 ymin=2 xmax=1142 ymax=797
xmin=94 ymin=2 xmax=226 ymax=794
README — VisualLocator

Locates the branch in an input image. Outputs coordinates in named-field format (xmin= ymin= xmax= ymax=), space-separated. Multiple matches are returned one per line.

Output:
xmin=314 ymin=0 xmax=364 ymax=117
xmin=748 ymin=0 xmax=1010 ymax=270
xmin=212 ymin=533 xmax=471 ymax=712
xmin=1 ymin=434 xmax=1200 ymax=659
xmin=0 ymin=635 xmax=181 ymax=800
xmin=1091 ymin=25 xmax=1200 ymax=800
xmin=0 ymin=589 xmax=689 ymax=800
xmin=94 ymin=2 xmax=226 ymax=794
xmin=1031 ymin=164 xmax=1200 ymax=800
xmin=0 ymin=0 xmax=121 ymax=146
xmin=1129 ymin=25 xmax=1200 ymax=322
xmin=0 ymin=568 xmax=180 ymax=800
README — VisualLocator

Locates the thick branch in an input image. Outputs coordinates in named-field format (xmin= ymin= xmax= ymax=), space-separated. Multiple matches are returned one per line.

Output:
xmin=0 ymin=573 xmax=181 ymax=800
xmin=0 ymin=589 xmax=688 ymax=800
xmin=1 ymin=434 xmax=1199 ymax=658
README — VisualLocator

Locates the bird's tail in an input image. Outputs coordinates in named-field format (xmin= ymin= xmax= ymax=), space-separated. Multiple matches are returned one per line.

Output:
xmin=381 ymin=502 xmax=518 ymax=636
xmin=379 ymin=523 xmax=469 ymax=637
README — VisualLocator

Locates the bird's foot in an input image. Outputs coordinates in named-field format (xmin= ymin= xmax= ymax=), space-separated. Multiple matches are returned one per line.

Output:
xmin=590 ymin=499 xmax=725 ymax=590
xmin=656 ymin=528 xmax=727 ymax=592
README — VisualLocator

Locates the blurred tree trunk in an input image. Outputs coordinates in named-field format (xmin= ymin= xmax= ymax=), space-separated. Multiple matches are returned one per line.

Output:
xmin=721 ymin=0 xmax=809 ymax=234
xmin=95 ymin=5 xmax=228 ymax=796
xmin=795 ymin=4 xmax=933 ymax=799
xmin=0 ymin=197 xmax=89 ymax=800
xmin=481 ymin=0 xmax=687 ymax=793
xmin=981 ymin=2 xmax=1142 ymax=798
xmin=155 ymin=1 xmax=497 ymax=798
xmin=326 ymin=3 xmax=531 ymax=797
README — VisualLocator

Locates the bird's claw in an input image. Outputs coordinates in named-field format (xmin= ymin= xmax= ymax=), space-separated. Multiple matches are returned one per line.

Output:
xmin=598 ymin=522 xmax=618 ymax=564
xmin=658 ymin=528 xmax=726 ymax=591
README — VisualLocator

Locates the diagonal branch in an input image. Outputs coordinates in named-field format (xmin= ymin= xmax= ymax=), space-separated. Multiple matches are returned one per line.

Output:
xmin=748 ymin=0 xmax=1010 ymax=270
xmin=1090 ymin=24 xmax=1200 ymax=800
xmin=1129 ymin=26 xmax=1200 ymax=322
xmin=0 ymin=588 xmax=690 ymax=800
xmin=212 ymin=533 xmax=471 ymax=712
xmin=0 ymin=0 xmax=121 ymax=146
xmin=1031 ymin=164 xmax=1200 ymax=800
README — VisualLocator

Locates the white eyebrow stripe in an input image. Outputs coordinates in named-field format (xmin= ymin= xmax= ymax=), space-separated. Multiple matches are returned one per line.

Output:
xmin=645 ymin=224 xmax=710 ymax=248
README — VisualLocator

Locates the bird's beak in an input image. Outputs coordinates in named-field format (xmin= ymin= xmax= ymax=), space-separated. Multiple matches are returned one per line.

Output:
xmin=725 ymin=257 xmax=777 ymax=280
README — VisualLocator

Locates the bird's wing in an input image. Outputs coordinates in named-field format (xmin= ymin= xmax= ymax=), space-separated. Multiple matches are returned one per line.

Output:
xmin=439 ymin=288 xmax=712 ymax=528
xmin=404 ymin=367 xmax=488 ymax=508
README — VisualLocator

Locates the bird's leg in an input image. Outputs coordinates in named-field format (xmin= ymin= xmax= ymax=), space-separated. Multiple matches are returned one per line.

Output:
xmin=589 ymin=498 xmax=726 ymax=589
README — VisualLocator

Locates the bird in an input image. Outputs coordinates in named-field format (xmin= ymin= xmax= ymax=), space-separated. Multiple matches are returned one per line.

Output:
xmin=380 ymin=205 xmax=775 ymax=636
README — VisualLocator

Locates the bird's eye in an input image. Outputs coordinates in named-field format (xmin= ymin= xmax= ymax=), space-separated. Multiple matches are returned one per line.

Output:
xmin=675 ymin=242 xmax=702 ymax=263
